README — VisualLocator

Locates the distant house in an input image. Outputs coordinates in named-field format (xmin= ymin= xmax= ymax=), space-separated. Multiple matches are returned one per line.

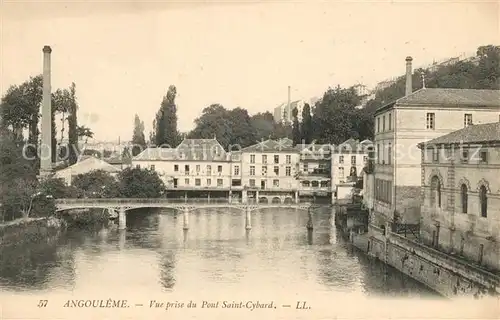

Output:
xmin=54 ymin=156 xmax=121 ymax=186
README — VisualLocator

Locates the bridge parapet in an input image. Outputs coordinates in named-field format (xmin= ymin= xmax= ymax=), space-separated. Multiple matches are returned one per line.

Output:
xmin=55 ymin=198 xmax=316 ymax=206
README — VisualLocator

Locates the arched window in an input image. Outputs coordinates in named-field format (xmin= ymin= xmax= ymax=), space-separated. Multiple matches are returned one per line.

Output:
xmin=430 ymin=176 xmax=441 ymax=208
xmin=460 ymin=184 xmax=468 ymax=214
xmin=479 ymin=185 xmax=488 ymax=218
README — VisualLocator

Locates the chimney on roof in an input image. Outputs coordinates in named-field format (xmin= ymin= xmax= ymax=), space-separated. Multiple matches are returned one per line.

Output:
xmin=405 ymin=56 xmax=413 ymax=96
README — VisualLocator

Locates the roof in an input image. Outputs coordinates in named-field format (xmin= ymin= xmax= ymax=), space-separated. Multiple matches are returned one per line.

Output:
xmin=241 ymin=138 xmax=296 ymax=153
xmin=418 ymin=122 xmax=500 ymax=148
xmin=333 ymin=138 xmax=373 ymax=153
xmin=55 ymin=156 xmax=120 ymax=176
xmin=133 ymin=138 xmax=228 ymax=161
xmin=295 ymin=143 xmax=333 ymax=153
xmin=375 ymin=88 xmax=500 ymax=115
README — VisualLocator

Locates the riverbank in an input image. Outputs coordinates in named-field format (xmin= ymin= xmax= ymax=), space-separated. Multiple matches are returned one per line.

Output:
xmin=349 ymin=226 xmax=500 ymax=298
xmin=0 ymin=216 xmax=67 ymax=246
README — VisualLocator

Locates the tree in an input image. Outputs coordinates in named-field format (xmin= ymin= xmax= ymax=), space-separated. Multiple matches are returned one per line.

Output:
xmin=0 ymin=129 xmax=38 ymax=221
xmin=311 ymin=86 xmax=361 ymax=144
xmin=72 ymin=170 xmax=120 ymax=198
xmin=155 ymin=85 xmax=181 ymax=147
xmin=250 ymin=112 xmax=275 ymax=141
xmin=301 ymin=104 xmax=313 ymax=144
xmin=291 ymin=107 xmax=301 ymax=145
xmin=77 ymin=125 xmax=94 ymax=144
xmin=66 ymin=83 xmax=79 ymax=165
xmin=117 ymin=167 xmax=166 ymax=198
xmin=131 ymin=114 xmax=147 ymax=156
xmin=188 ymin=104 xmax=257 ymax=148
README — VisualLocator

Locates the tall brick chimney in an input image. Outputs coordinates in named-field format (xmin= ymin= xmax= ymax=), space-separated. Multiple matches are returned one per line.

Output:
xmin=405 ymin=56 xmax=413 ymax=96
xmin=40 ymin=45 xmax=53 ymax=177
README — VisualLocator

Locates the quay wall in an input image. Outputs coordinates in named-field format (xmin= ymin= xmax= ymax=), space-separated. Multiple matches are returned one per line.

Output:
xmin=351 ymin=226 xmax=500 ymax=298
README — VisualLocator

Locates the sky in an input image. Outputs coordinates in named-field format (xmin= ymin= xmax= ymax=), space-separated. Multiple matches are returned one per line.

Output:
xmin=1 ymin=0 xmax=499 ymax=142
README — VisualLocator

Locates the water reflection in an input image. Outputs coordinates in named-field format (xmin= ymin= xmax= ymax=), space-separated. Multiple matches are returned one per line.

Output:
xmin=0 ymin=208 xmax=438 ymax=298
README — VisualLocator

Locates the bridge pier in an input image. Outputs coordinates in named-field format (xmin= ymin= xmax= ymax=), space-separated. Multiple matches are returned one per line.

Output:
xmin=306 ymin=208 xmax=313 ymax=231
xmin=245 ymin=207 xmax=252 ymax=230
xmin=295 ymin=191 xmax=299 ymax=204
xmin=183 ymin=210 xmax=189 ymax=230
xmin=118 ymin=207 xmax=126 ymax=230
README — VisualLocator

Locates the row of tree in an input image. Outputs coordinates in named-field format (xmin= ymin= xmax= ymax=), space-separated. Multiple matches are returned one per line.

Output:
xmin=0 ymin=77 xmax=95 ymax=169
xmin=131 ymin=45 xmax=498 ymax=151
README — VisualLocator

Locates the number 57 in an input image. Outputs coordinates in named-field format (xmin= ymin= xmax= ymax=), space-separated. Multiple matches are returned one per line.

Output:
xmin=37 ymin=300 xmax=48 ymax=308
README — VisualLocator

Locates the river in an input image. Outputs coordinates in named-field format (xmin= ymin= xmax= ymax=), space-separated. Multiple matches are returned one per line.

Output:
xmin=0 ymin=207 xmax=451 ymax=319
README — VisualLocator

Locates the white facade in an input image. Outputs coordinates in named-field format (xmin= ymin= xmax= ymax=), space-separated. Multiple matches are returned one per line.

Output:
xmin=241 ymin=151 xmax=300 ymax=190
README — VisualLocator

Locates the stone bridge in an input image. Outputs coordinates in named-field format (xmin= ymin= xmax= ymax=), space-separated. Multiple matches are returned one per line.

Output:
xmin=55 ymin=198 xmax=317 ymax=231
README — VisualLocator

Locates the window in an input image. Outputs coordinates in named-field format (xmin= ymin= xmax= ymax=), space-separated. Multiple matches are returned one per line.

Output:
xmin=136 ymin=164 xmax=140 ymax=169
xmin=185 ymin=178 xmax=190 ymax=185
xmin=250 ymin=166 xmax=255 ymax=176
xmin=234 ymin=165 xmax=240 ymax=175
xmin=426 ymin=113 xmax=435 ymax=130
xmin=430 ymin=176 xmax=441 ymax=208
xmin=464 ymin=114 xmax=472 ymax=127
xmin=274 ymin=166 xmax=279 ymax=175
xmin=249 ymin=179 xmax=255 ymax=187
xmin=150 ymin=165 xmax=155 ymax=170
xmin=461 ymin=150 xmax=469 ymax=163
xmin=363 ymin=156 xmax=368 ymax=163
xmin=351 ymin=155 xmax=356 ymax=165
xmin=196 ymin=165 xmax=200 ymax=172
xmin=195 ymin=178 xmax=201 ymax=186
xmin=207 ymin=178 xmax=211 ymax=186
xmin=250 ymin=154 xmax=255 ymax=163
xmin=388 ymin=113 xmax=392 ymax=130
xmin=285 ymin=166 xmax=291 ymax=176
xmin=185 ymin=165 xmax=190 ymax=173
xmin=461 ymin=184 xmax=468 ymax=214
xmin=339 ymin=167 xmax=344 ymax=179
xmin=479 ymin=185 xmax=488 ymax=218
xmin=339 ymin=155 xmax=344 ymax=164
xmin=377 ymin=117 xmax=380 ymax=133
xmin=262 ymin=166 xmax=267 ymax=175
xmin=206 ymin=165 xmax=212 ymax=175
xmin=377 ymin=144 xmax=380 ymax=164
xmin=382 ymin=115 xmax=386 ymax=132
xmin=217 ymin=179 xmax=223 ymax=187
xmin=174 ymin=164 xmax=179 ymax=172
xmin=274 ymin=155 xmax=279 ymax=164
xmin=303 ymin=163 xmax=308 ymax=172
xmin=217 ymin=165 xmax=222 ymax=173
xmin=262 ymin=155 xmax=267 ymax=164
xmin=273 ymin=179 xmax=279 ymax=187
xmin=479 ymin=151 xmax=488 ymax=163
xmin=286 ymin=155 xmax=291 ymax=164
xmin=387 ymin=143 xmax=392 ymax=165
xmin=432 ymin=148 xmax=439 ymax=163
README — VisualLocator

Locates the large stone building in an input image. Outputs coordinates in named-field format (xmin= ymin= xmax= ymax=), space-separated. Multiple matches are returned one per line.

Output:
xmin=295 ymin=143 xmax=333 ymax=200
xmin=418 ymin=122 xmax=500 ymax=272
xmin=331 ymin=138 xmax=372 ymax=186
xmin=372 ymin=56 xmax=500 ymax=227
xmin=132 ymin=138 xmax=234 ymax=198
xmin=239 ymin=138 xmax=300 ymax=203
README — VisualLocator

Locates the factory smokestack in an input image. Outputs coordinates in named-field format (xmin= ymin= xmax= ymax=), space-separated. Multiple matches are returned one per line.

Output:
xmin=405 ymin=56 xmax=413 ymax=96
xmin=40 ymin=45 xmax=53 ymax=177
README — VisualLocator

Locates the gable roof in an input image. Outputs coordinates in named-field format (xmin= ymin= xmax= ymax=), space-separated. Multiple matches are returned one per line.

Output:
xmin=55 ymin=156 xmax=120 ymax=175
xmin=132 ymin=138 xmax=228 ymax=161
xmin=241 ymin=138 xmax=297 ymax=153
xmin=418 ymin=122 xmax=500 ymax=148
xmin=375 ymin=88 xmax=500 ymax=115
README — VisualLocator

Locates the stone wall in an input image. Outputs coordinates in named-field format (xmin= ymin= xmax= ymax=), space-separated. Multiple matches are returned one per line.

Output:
xmin=364 ymin=227 xmax=500 ymax=298
xmin=395 ymin=185 xmax=421 ymax=223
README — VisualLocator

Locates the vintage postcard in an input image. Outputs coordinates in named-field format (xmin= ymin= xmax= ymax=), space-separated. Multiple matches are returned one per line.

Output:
xmin=0 ymin=0 xmax=499 ymax=319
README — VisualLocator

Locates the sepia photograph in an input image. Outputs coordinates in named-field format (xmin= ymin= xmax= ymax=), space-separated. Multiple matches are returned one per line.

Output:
xmin=0 ymin=0 xmax=499 ymax=319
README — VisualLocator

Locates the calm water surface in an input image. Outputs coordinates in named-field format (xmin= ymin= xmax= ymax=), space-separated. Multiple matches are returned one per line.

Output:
xmin=0 ymin=208 xmax=445 ymax=318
